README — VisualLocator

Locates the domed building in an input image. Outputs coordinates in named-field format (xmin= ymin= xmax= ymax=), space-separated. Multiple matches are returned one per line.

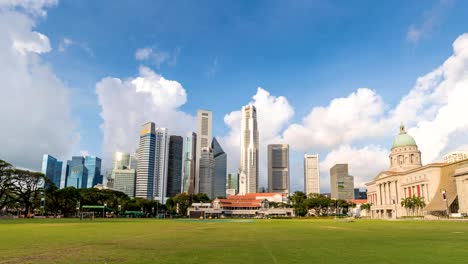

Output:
xmin=388 ymin=125 xmax=422 ymax=172
xmin=365 ymin=125 xmax=468 ymax=219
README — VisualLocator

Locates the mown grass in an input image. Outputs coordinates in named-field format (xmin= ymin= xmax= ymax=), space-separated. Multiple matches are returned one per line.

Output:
xmin=0 ymin=218 xmax=467 ymax=264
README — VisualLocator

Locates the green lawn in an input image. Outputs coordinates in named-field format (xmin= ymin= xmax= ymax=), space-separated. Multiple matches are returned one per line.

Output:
xmin=0 ymin=218 xmax=467 ymax=264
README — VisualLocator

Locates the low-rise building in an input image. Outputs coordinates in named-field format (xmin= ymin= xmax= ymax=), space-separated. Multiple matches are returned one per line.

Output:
xmin=187 ymin=193 xmax=294 ymax=218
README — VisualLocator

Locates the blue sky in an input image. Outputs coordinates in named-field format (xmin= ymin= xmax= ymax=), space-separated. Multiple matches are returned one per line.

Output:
xmin=1 ymin=0 xmax=468 ymax=192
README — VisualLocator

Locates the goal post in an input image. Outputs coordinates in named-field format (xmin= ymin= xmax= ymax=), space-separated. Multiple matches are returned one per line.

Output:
xmin=80 ymin=212 xmax=95 ymax=220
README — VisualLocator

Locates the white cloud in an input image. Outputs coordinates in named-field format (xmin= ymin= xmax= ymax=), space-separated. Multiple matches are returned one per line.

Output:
xmin=219 ymin=87 xmax=294 ymax=188
xmin=320 ymin=145 xmax=389 ymax=190
xmin=96 ymin=66 xmax=196 ymax=167
xmin=0 ymin=0 xmax=58 ymax=17
xmin=58 ymin=37 xmax=73 ymax=52
xmin=406 ymin=0 xmax=453 ymax=44
xmin=283 ymin=88 xmax=388 ymax=151
xmin=135 ymin=46 xmax=176 ymax=67
xmin=0 ymin=6 xmax=77 ymax=170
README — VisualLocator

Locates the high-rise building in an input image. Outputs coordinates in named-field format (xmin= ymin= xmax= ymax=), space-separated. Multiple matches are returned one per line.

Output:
xmin=212 ymin=137 xmax=227 ymax=198
xmin=199 ymin=147 xmax=215 ymax=198
xmin=304 ymin=154 xmax=320 ymax=195
xmin=64 ymin=156 xmax=102 ymax=188
xmin=66 ymin=164 xmax=88 ymax=188
xmin=113 ymin=169 xmax=136 ymax=198
xmin=135 ymin=122 xmax=156 ymax=199
xmin=112 ymin=152 xmax=130 ymax=170
xmin=267 ymin=144 xmax=290 ymax=194
xmin=330 ymin=164 xmax=354 ymax=200
xmin=182 ymin=132 xmax=197 ymax=194
xmin=238 ymin=170 xmax=247 ymax=195
xmin=195 ymin=110 xmax=212 ymax=193
xmin=240 ymin=104 xmax=259 ymax=193
xmin=167 ymin=135 xmax=183 ymax=198
xmin=41 ymin=154 xmax=63 ymax=188
xmin=65 ymin=156 xmax=85 ymax=186
xmin=84 ymin=156 xmax=102 ymax=188
xmin=154 ymin=128 xmax=169 ymax=202
xmin=226 ymin=173 xmax=239 ymax=195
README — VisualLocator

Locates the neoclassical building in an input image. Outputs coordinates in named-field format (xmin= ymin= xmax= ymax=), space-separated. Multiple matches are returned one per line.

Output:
xmin=366 ymin=125 xmax=468 ymax=218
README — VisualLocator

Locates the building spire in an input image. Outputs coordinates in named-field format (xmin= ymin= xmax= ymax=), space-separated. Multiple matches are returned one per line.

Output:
xmin=399 ymin=123 xmax=406 ymax=134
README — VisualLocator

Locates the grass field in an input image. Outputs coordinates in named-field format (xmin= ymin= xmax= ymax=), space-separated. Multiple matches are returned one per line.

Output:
xmin=0 ymin=218 xmax=467 ymax=264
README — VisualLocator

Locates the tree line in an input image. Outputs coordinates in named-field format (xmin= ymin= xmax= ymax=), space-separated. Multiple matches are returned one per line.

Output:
xmin=288 ymin=191 xmax=355 ymax=217
xmin=0 ymin=159 xmax=211 ymax=218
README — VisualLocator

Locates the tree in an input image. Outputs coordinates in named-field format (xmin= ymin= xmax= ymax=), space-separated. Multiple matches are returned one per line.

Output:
xmin=45 ymin=186 xmax=81 ymax=216
xmin=289 ymin=191 xmax=308 ymax=216
xmin=0 ymin=160 xmax=14 ymax=213
xmin=401 ymin=197 xmax=414 ymax=216
xmin=10 ymin=169 xmax=45 ymax=217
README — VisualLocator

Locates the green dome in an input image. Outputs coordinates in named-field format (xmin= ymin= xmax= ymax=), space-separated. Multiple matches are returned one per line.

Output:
xmin=391 ymin=125 xmax=417 ymax=149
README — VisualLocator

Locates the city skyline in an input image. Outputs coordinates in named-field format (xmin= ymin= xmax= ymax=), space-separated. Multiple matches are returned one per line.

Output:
xmin=2 ymin=1 xmax=468 ymax=193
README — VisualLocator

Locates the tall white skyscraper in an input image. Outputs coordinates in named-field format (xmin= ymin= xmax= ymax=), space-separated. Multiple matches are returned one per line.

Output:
xmin=154 ymin=128 xmax=169 ymax=202
xmin=195 ymin=110 xmax=212 ymax=194
xmin=135 ymin=122 xmax=156 ymax=199
xmin=240 ymin=104 xmax=259 ymax=193
xmin=304 ymin=154 xmax=320 ymax=195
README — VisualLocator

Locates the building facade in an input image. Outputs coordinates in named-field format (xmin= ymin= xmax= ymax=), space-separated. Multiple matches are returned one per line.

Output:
xmin=366 ymin=125 xmax=468 ymax=218
xmin=212 ymin=137 xmax=227 ymax=198
xmin=443 ymin=151 xmax=468 ymax=164
xmin=41 ymin=154 xmax=63 ymax=188
xmin=267 ymin=144 xmax=290 ymax=194
xmin=64 ymin=155 xmax=102 ymax=189
xmin=154 ymin=128 xmax=169 ymax=202
xmin=240 ymin=104 xmax=259 ymax=193
xmin=227 ymin=173 xmax=239 ymax=196
xmin=195 ymin=110 xmax=212 ymax=194
xmin=330 ymin=164 xmax=354 ymax=200
xmin=304 ymin=154 xmax=320 ymax=195
xmin=167 ymin=135 xmax=183 ymax=198
xmin=113 ymin=169 xmax=136 ymax=198
xmin=84 ymin=156 xmax=102 ymax=188
xmin=135 ymin=122 xmax=156 ymax=199
xmin=182 ymin=132 xmax=197 ymax=194
xmin=112 ymin=152 xmax=130 ymax=170
xmin=199 ymin=147 xmax=215 ymax=198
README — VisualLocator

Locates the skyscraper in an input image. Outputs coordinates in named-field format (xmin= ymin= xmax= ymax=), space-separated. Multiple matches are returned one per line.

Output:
xmin=113 ymin=169 xmax=136 ymax=198
xmin=240 ymin=104 xmax=259 ymax=193
xmin=66 ymin=164 xmax=88 ymax=189
xmin=212 ymin=137 xmax=227 ymax=198
xmin=304 ymin=154 xmax=320 ymax=195
xmin=199 ymin=147 xmax=215 ymax=198
xmin=226 ymin=172 xmax=239 ymax=195
xmin=267 ymin=144 xmax=290 ymax=194
xmin=41 ymin=154 xmax=63 ymax=188
xmin=195 ymin=110 xmax=212 ymax=194
xmin=182 ymin=132 xmax=197 ymax=194
xmin=64 ymin=156 xmax=102 ymax=188
xmin=112 ymin=152 xmax=130 ymax=170
xmin=135 ymin=122 xmax=156 ymax=199
xmin=154 ymin=128 xmax=169 ymax=202
xmin=84 ymin=156 xmax=102 ymax=188
xmin=167 ymin=135 xmax=183 ymax=198
xmin=330 ymin=164 xmax=354 ymax=200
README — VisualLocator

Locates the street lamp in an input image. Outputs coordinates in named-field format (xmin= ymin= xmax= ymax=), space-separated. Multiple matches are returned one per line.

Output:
xmin=103 ymin=203 xmax=107 ymax=218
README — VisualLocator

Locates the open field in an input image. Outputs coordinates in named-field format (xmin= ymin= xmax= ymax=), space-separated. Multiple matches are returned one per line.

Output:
xmin=1 ymin=219 xmax=467 ymax=264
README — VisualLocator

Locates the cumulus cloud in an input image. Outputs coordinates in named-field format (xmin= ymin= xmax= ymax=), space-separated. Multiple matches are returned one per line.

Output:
xmin=320 ymin=145 xmax=389 ymax=189
xmin=135 ymin=46 xmax=178 ymax=67
xmin=0 ymin=4 xmax=77 ymax=170
xmin=0 ymin=0 xmax=58 ymax=17
xmin=283 ymin=88 xmax=389 ymax=151
xmin=96 ymin=66 xmax=195 ymax=166
xmin=219 ymin=87 xmax=294 ymax=188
